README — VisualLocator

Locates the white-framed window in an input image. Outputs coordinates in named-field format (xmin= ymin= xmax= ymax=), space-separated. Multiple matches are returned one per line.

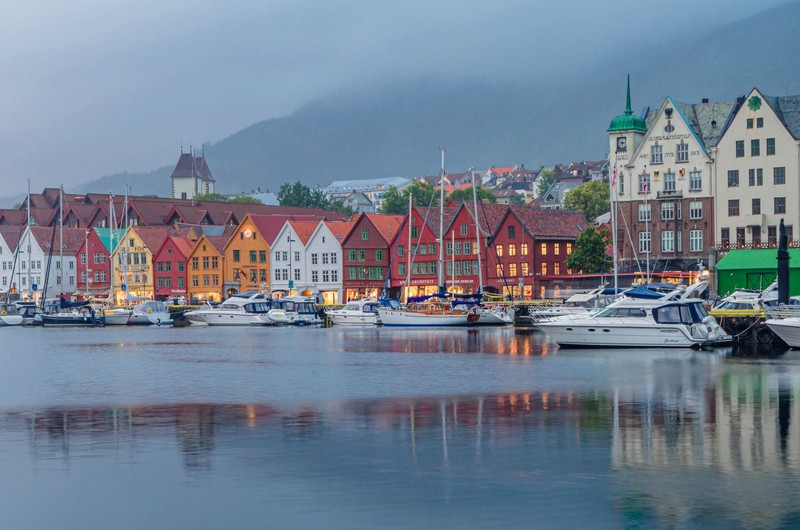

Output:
xmin=651 ymin=145 xmax=663 ymax=164
xmin=689 ymin=171 xmax=702 ymax=191
xmin=311 ymin=253 xmax=318 ymax=265
xmin=322 ymin=253 xmax=329 ymax=264
xmin=662 ymin=231 xmax=675 ymax=252
xmin=690 ymin=230 xmax=703 ymax=252
xmin=638 ymin=174 xmax=649 ymax=194
xmin=689 ymin=201 xmax=703 ymax=219
xmin=663 ymin=172 xmax=676 ymax=192
xmin=638 ymin=203 xmax=651 ymax=221
xmin=661 ymin=202 xmax=675 ymax=220
xmin=638 ymin=231 xmax=651 ymax=253
xmin=312 ymin=270 xmax=318 ymax=282
xmin=676 ymin=143 xmax=689 ymax=163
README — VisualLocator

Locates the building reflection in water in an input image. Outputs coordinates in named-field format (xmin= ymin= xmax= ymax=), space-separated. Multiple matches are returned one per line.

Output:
xmin=372 ymin=327 xmax=545 ymax=357
xmin=3 ymin=365 xmax=799 ymax=527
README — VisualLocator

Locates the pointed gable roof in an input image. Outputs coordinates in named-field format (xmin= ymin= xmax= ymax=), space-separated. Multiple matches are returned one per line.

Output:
xmin=363 ymin=213 xmax=403 ymax=243
xmin=754 ymin=88 xmax=800 ymax=140
xmin=171 ymin=152 xmax=201 ymax=179
xmin=0 ymin=226 xmax=24 ymax=252
xmin=324 ymin=219 xmax=356 ymax=243
xmin=247 ymin=214 xmax=319 ymax=247
xmin=93 ymin=227 xmax=125 ymax=253
xmin=288 ymin=220 xmax=320 ymax=246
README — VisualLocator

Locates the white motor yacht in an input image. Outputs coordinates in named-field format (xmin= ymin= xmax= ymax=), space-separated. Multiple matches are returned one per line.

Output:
xmin=128 ymin=300 xmax=173 ymax=326
xmin=276 ymin=296 xmax=322 ymax=325
xmin=535 ymin=281 xmax=731 ymax=348
xmin=525 ymin=286 xmax=624 ymax=323
xmin=326 ymin=299 xmax=382 ymax=326
xmin=199 ymin=293 xmax=276 ymax=326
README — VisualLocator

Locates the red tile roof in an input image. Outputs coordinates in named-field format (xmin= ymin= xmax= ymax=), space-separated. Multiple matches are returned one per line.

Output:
xmin=363 ymin=213 xmax=403 ymax=243
xmin=0 ymin=226 xmax=24 ymax=252
xmin=30 ymin=226 xmax=87 ymax=254
xmin=324 ymin=219 xmax=356 ymax=243
xmin=511 ymin=207 xmax=588 ymax=239
xmin=288 ymin=220 xmax=320 ymax=246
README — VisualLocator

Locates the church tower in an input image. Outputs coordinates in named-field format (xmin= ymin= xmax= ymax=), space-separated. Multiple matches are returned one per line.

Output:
xmin=607 ymin=75 xmax=647 ymax=181
xmin=170 ymin=147 xmax=216 ymax=199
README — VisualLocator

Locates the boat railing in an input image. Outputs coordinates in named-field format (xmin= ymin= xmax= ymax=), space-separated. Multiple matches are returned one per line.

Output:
xmin=764 ymin=305 xmax=800 ymax=320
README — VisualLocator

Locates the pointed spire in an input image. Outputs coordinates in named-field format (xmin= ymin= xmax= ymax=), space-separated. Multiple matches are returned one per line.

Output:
xmin=625 ymin=74 xmax=633 ymax=116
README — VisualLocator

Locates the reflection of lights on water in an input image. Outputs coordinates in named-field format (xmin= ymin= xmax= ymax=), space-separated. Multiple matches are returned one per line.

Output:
xmin=245 ymin=404 xmax=256 ymax=428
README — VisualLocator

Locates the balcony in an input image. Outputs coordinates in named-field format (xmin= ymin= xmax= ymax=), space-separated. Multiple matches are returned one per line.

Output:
xmin=656 ymin=190 xmax=683 ymax=200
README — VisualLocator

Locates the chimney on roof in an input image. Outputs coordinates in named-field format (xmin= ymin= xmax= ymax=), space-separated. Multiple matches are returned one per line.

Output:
xmin=702 ymin=98 xmax=709 ymax=104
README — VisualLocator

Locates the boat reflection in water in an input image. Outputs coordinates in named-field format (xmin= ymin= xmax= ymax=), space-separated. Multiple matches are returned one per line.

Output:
xmin=4 ymin=354 xmax=800 ymax=529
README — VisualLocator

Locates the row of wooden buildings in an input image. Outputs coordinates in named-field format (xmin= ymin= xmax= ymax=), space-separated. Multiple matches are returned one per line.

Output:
xmin=0 ymin=188 xmax=592 ymax=304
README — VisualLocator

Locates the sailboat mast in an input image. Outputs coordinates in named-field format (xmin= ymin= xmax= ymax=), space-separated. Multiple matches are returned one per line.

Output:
xmin=437 ymin=148 xmax=445 ymax=293
xmin=108 ymin=194 xmax=115 ymax=301
xmin=471 ymin=169 xmax=484 ymax=294
xmin=405 ymin=193 xmax=412 ymax=303
xmin=59 ymin=185 xmax=64 ymax=290
xmin=26 ymin=178 xmax=31 ymax=301
xmin=123 ymin=186 xmax=130 ymax=303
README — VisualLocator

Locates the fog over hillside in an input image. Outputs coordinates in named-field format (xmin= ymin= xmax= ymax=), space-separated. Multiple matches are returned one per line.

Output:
xmin=1 ymin=1 xmax=797 ymax=206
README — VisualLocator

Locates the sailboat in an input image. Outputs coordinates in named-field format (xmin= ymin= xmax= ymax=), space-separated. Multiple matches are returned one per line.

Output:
xmin=98 ymin=193 xmax=133 ymax=325
xmin=377 ymin=150 xmax=476 ymax=327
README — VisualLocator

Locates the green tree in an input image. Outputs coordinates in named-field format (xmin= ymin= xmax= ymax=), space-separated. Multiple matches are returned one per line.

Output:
xmin=229 ymin=195 xmax=263 ymax=205
xmin=193 ymin=192 xmax=231 ymax=202
xmin=378 ymin=181 xmax=437 ymax=214
xmin=563 ymin=180 xmax=610 ymax=222
xmin=564 ymin=227 xmax=612 ymax=273
xmin=328 ymin=199 xmax=356 ymax=217
xmin=277 ymin=181 xmax=328 ymax=208
xmin=536 ymin=168 xmax=555 ymax=198
xmin=507 ymin=193 xmax=526 ymax=205
xmin=379 ymin=186 xmax=407 ymax=214
xmin=447 ymin=186 xmax=497 ymax=204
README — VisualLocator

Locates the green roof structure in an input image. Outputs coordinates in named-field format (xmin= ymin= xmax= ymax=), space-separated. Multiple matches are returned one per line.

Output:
xmin=608 ymin=75 xmax=648 ymax=133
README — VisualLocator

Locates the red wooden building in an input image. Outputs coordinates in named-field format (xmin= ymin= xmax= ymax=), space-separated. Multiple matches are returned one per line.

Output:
xmin=488 ymin=207 xmax=588 ymax=299
xmin=153 ymin=234 xmax=196 ymax=301
xmin=340 ymin=213 xmax=403 ymax=300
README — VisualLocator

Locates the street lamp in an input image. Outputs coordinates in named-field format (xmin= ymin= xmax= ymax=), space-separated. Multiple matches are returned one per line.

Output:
xmin=287 ymin=236 xmax=296 ymax=293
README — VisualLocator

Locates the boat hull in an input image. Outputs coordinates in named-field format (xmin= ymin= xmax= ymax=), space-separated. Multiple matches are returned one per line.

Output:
xmin=377 ymin=308 xmax=470 ymax=327
xmin=128 ymin=313 xmax=173 ymax=326
xmin=765 ymin=318 xmax=800 ymax=348
xmin=0 ymin=314 xmax=24 ymax=326
xmin=101 ymin=310 xmax=132 ymax=325
xmin=40 ymin=315 xmax=104 ymax=327
xmin=201 ymin=312 xmax=273 ymax=326
xmin=537 ymin=320 xmax=715 ymax=348
xmin=326 ymin=310 xmax=379 ymax=326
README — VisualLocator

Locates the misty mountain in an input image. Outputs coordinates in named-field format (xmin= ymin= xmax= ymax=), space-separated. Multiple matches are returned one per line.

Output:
xmin=10 ymin=2 xmax=800 ymax=204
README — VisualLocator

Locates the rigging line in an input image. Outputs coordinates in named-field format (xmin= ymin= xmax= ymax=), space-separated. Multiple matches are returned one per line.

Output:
xmin=617 ymin=199 xmax=643 ymax=276
xmin=407 ymin=188 xmax=438 ymax=272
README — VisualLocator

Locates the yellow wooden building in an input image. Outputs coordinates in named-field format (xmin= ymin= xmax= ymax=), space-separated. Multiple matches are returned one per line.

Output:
xmin=186 ymin=232 xmax=230 ymax=302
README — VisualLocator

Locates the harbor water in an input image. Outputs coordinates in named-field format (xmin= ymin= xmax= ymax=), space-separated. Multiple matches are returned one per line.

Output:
xmin=1 ymin=325 xmax=800 ymax=529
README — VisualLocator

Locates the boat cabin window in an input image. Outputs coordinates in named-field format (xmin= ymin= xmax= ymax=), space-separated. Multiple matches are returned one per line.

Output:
xmin=364 ymin=303 xmax=379 ymax=314
xmin=245 ymin=302 xmax=271 ymax=313
xmin=596 ymin=307 xmax=647 ymax=318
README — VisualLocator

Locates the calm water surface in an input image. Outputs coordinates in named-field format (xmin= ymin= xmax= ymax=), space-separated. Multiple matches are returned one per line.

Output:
xmin=1 ymin=325 xmax=800 ymax=529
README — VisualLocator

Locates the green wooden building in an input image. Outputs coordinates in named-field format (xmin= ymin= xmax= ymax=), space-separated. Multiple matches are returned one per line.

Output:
xmin=715 ymin=249 xmax=800 ymax=297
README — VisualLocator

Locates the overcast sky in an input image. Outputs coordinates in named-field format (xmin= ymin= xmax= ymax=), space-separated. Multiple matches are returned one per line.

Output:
xmin=0 ymin=0 xmax=788 ymax=197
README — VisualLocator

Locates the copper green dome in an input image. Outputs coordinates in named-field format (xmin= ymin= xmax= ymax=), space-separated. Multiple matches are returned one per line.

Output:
xmin=608 ymin=75 xmax=647 ymax=133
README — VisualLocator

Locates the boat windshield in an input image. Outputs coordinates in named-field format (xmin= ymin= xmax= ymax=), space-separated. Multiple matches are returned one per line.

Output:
xmin=343 ymin=303 xmax=360 ymax=311
xmin=653 ymin=302 xmax=709 ymax=324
